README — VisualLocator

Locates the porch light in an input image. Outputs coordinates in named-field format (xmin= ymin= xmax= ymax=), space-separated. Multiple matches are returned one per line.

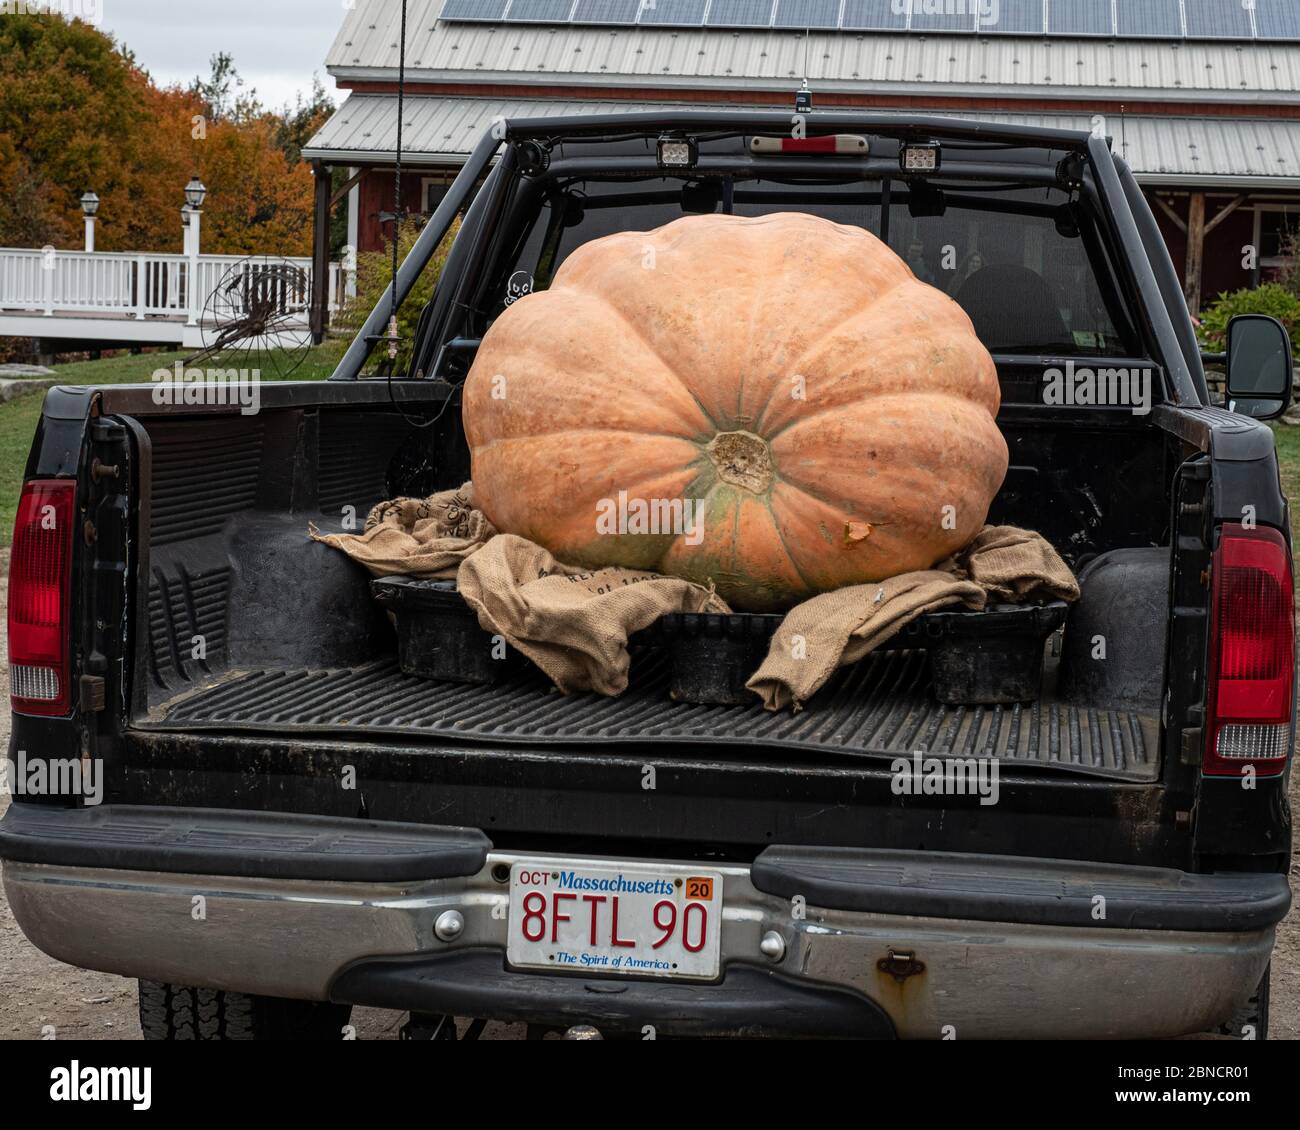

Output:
xmin=184 ymin=175 xmax=208 ymax=209
xmin=79 ymin=191 xmax=100 ymax=218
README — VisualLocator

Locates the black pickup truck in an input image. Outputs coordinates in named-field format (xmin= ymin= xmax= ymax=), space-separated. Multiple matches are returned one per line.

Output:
xmin=2 ymin=111 xmax=1296 ymax=1040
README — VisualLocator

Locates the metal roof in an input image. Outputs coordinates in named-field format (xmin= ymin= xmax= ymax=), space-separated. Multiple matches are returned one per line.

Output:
xmin=303 ymin=92 xmax=1300 ymax=186
xmin=326 ymin=0 xmax=1300 ymax=103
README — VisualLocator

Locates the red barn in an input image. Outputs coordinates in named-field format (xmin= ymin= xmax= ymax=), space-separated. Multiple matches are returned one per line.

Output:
xmin=303 ymin=0 xmax=1300 ymax=329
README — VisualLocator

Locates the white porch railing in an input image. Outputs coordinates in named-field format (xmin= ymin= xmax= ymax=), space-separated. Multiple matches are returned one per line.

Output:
xmin=0 ymin=248 xmax=345 ymax=322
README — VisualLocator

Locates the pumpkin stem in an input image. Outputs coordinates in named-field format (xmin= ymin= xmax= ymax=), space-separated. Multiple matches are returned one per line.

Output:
xmin=706 ymin=430 xmax=774 ymax=494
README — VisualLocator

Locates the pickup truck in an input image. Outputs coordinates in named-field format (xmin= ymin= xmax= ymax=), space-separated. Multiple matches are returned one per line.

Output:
xmin=1 ymin=110 xmax=1295 ymax=1041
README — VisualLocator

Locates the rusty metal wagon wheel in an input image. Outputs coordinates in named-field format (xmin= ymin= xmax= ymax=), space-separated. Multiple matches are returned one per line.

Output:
xmin=186 ymin=257 xmax=313 ymax=379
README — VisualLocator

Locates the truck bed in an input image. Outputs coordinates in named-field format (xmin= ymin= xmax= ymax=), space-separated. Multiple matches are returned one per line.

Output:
xmin=141 ymin=648 xmax=1160 ymax=783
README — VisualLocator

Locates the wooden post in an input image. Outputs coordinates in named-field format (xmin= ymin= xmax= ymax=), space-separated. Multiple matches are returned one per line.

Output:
xmin=1184 ymin=192 xmax=1206 ymax=318
xmin=135 ymin=254 xmax=147 ymax=320
xmin=43 ymin=250 xmax=54 ymax=316
xmin=310 ymin=161 xmax=332 ymax=345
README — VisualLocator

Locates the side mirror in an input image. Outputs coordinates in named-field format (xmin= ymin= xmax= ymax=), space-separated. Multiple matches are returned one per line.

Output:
xmin=1226 ymin=314 xmax=1293 ymax=420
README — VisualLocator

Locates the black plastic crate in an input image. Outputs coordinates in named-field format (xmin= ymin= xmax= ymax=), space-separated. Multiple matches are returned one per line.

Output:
xmin=652 ymin=613 xmax=783 ymax=705
xmin=371 ymin=576 xmax=524 ymax=685
xmin=656 ymin=601 xmax=1069 ymax=707
xmin=920 ymin=602 xmax=1068 ymax=705
xmin=373 ymin=574 xmax=1068 ymax=707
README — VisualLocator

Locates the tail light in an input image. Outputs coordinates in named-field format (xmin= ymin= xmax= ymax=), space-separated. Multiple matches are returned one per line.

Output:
xmin=8 ymin=480 xmax=76 ymax=716
xmin=1204 ymin=523 xmax=1295 ymax=777
xmin=750 ymin=135 xmax=869 ymax=156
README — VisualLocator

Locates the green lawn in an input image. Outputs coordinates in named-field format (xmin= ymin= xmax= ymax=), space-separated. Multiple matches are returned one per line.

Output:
xmin=1271 ymin=424 xmax=1300 ymax=586
xmin=0 ymin=347 xmax=340 ymax=544
xmin=1273 ymin=423 xmax=1300 ymax=496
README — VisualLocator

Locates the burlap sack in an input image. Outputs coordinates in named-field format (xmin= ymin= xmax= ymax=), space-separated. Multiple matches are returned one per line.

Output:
xmin=943 ymin=525 xmax=1081 ymax=604
xmin=748 ymin=526 xmax=1079 ymax=712
xmin=456 ymin=534 xmax=728 ymax=696
xmin=309 ymin=482 xmax=495 ymax=578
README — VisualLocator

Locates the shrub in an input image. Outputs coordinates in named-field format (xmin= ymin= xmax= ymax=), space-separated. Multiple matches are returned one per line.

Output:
xmin=1278 ymin=228 xmax=1300 ymax=296
xmin=1198 ymin=283 xmax=1300 ymax=356
xmin=333 ymin=217 xmax=460 ymax=373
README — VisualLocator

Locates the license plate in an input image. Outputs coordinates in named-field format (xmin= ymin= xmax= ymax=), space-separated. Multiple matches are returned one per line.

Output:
xmin=506 ymin=860 xmax=724 ymax=980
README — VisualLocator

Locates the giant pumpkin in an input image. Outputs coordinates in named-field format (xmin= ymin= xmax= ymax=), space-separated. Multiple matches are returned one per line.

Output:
xmin=463 ymin=212 xmax=1008 ymax=612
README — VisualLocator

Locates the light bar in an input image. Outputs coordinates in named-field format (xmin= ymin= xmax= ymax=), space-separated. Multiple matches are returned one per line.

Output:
xmin=750 ymin=135 xmax=869 ymax=156
xmin=900 ymin=142 xmax=942 ymax=173
xmin=657 ymin=134 xmax=698 ymax=170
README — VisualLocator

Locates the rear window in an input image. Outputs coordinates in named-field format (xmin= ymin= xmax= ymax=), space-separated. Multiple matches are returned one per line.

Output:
xmin=882 ymin=195 xmax=1128 ymax=356
xmin=494 ymin=178 xmax=1136 ymax=358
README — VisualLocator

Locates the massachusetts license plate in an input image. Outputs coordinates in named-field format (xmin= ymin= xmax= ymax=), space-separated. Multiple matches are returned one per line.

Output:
xmin=506 ymin=860 xmax=724 ymax=980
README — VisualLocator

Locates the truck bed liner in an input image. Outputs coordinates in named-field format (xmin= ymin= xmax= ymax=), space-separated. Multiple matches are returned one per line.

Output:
xmin=144 ymin=649 xmax=1161 ymax=783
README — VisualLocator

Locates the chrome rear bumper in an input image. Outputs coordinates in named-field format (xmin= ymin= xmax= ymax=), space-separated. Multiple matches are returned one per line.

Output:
xmin=2 ymin=843 xmax=1282 ymax=1039
xmin=2 ymin=803 xmax=1285 ymax=1038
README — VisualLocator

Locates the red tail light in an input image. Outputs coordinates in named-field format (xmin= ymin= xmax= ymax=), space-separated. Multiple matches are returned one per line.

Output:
xmin=749 ymin=135 xmax=869 ymax=155
xmin=1204 ymin=523 xmax=1295 ymax=777
xmin=8 ymin=480 xmax=76 ymax=716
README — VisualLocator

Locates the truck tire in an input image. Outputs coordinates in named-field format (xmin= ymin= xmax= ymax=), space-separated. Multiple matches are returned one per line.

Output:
xmin=138 ymin=981 xmax=352 ymax=1041
xmin=1212 ymin=965 xmax=1269 ymax=1040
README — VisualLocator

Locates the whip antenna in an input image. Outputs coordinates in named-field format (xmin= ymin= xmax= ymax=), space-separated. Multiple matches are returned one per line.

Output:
xmin=386 ymin=0 xmax=408 ymax=362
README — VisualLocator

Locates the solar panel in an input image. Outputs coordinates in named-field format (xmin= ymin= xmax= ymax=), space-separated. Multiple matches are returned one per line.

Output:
xmin=841 ymin=0 xmax=908 ymax=31
xmin=1256 ymin=0 xmax=1300 ymax=39
xmin=704 ymin=0 xmax=775 ymax=27
xmin=979 ymin=0 xmax=1047 ymax=35
xmin=774 ymin=0 xmax=840 ymax=30
xmin=1047 ymin=0 xmax=1114 ymax=36
xmin=636 ymin=0 xmax=707 ymax=25
xmin=504 ymin=0 xmax=576 ymax=21
xmin=1116 ymin=0 xmax=1183 ymax=38
xmin=440 ymin=0 xmax=510 ymax=18
xmin=909 ymin=2 xmax=978 ymax=34
xmin=572 ymin=0 xmax=640 ymax=21
xmin=439 ymin=0 xmax=1300 ymax=39
xmin=1183 ymin=0 xmax=1254 ymax=39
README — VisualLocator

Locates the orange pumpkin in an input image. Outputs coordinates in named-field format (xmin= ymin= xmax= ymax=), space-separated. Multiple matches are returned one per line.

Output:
xmin=463 ymin=212 xmax=1008 ymax=611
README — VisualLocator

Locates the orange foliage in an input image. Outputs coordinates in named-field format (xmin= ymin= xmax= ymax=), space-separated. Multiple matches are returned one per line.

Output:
xmin=0 ymin=14 xmax=320 ymax=257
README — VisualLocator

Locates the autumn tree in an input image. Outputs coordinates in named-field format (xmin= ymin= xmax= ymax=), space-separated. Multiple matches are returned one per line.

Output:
xmin=0 ymin=13 xmax=327 ymax=257
xmin=0 ymin=13 xmax=146 ymax=247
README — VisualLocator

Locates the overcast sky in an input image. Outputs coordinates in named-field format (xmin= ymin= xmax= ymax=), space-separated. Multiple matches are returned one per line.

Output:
xmin=98 ymin=0 xmax=343 ymax=110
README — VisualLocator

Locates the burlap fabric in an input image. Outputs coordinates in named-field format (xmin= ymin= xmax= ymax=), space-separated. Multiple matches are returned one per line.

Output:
xmin=457 ymin=534 xmax=727 ymax=695
xmin=747 ymin=526 xmax=1079 ymax=711
xmin=309 ymin=483 xmax=494 ymax=579
xmin=313 ymin=485 xmax=726 ymax=695
xmin=314 ymin=491 xmax=1076 ymax=707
